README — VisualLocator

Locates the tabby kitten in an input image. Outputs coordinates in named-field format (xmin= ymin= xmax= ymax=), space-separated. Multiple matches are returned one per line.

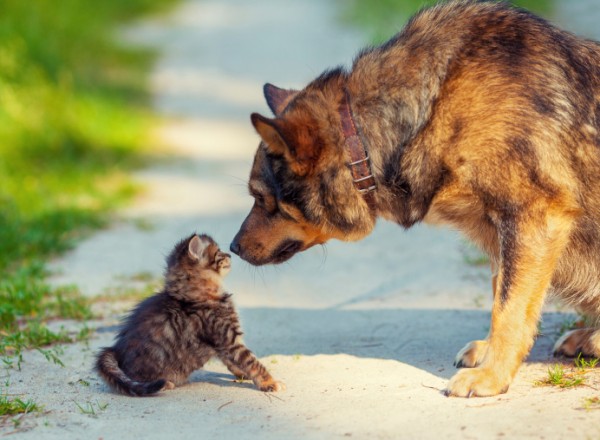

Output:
xmin=95 ymin=233 xmax=283 ymax=396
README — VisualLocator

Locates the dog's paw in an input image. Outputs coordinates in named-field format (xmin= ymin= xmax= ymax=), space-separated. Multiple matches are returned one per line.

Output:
xmin=454 ymin=340 xmax=489 ymax=368
xmin=553 ymin=328 xmax=600 ymax=358
xmin=444 ymin=368 xmax=509 ymax=398
xmin=258 ymin=380 xmax=286 ymax=393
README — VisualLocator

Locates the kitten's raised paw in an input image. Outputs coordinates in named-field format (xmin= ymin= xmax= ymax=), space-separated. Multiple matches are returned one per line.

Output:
xmin=259 ymin=380 xmax=286 ymax=392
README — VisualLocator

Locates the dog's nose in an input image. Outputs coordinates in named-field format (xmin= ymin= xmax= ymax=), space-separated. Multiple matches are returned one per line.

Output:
xmin=230 ymin=240 xmax=240 ymax=256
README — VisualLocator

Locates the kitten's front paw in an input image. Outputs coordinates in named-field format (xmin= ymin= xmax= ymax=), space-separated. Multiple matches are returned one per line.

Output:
xmin=258 ymin=380 xmax=286 ymax=392
xmin=216 ymin=253 xmax=231 ymax=276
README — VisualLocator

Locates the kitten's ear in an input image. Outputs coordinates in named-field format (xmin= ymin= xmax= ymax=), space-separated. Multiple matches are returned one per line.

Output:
xmin=188 ymin=235 xmax=205 ymax=261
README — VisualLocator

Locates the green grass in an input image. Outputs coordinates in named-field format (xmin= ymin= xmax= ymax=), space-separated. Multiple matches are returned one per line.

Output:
xmin=535 ymin=354 xmax=599 ymax=389
xmin=0 ymin=393 xmax=43 ymax=429
xmin=537 ymin=364 xmax=585 ymax=388
xmin=343 ymin=0 xmax=556 ymax=44
xmin=0 ymin=395 xmax=41 ymax=417
xmin=0 ymin=0 xmax=177 ymax=366
xmin=74 ymin=400 xmax=109 ymax=416
xmin=575 ymin=353 xmax=599 ymax=370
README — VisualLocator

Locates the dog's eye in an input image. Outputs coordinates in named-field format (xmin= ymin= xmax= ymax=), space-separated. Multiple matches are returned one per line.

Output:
xmin=277 ymin=201 xmax=301 ymax=222
xmin=254 ymin=193 xmax=265 ymax=205
xmin=252 ymin=190 xmax=277 ymax=214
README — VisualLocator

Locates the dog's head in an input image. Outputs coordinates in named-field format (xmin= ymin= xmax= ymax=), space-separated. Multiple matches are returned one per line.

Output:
xmin=230 ymin=79 xmax=376 ymax=265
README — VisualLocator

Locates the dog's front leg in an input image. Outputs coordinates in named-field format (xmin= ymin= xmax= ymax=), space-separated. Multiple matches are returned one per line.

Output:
xmin=454 ymin=265 xmax=498 ymax=368
xmin=446 ymin=205 xmax=575 ymax=397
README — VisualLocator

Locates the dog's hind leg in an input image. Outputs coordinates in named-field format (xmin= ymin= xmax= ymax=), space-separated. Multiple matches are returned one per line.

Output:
xmin=553 ymin=328 xmax=600 ymax=358
xmin=446 ymin=203 xmax=577 ymax=397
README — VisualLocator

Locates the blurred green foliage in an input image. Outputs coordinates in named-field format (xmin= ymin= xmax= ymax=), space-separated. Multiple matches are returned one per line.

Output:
xmin=0 ymin=0 xmax=176 ymax=360
xmin=344 ymin=0 xmax=554 ymax=43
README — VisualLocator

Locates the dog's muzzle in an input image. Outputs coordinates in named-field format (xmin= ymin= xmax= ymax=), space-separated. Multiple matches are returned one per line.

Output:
xmin=229 ymin=234 xmax=302 ymax=266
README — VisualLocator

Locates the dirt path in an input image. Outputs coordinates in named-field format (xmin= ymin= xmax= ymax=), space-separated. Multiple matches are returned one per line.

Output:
xmin=7 ymin=1 xmax=600 ymax=438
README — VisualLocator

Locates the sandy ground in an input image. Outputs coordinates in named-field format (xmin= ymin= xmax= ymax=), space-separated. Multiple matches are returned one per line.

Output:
xmin=6 ymin=0 xmax=600 ymax=438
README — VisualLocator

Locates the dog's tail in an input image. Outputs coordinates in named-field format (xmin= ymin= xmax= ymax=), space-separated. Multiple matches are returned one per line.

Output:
xmin=95 ymin=348 xmax=165 ymax=397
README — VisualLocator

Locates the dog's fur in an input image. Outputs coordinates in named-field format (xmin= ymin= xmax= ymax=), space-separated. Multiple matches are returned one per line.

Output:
xmin=230 ymin=0 xmax=600 ymax=397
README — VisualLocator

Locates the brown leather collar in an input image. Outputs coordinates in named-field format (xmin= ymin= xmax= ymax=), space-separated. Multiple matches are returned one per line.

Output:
xmin=338 ymin=90 xmax=377 ymax=210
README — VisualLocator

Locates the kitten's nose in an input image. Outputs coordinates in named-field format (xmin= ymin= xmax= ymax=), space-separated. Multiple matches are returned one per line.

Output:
xmin=229 ymin=240 xmax=240 ymax=256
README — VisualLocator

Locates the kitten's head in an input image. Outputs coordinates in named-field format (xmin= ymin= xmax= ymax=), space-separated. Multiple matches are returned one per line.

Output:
xmin=167 ymin=233 xmax=231 ymax=278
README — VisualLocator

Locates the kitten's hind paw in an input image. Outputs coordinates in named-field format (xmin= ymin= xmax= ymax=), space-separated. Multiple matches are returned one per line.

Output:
xmin=258 ymin=380 xmax=286 ymax=392
xmin=162 ymin=381 xmax=176 ymax=391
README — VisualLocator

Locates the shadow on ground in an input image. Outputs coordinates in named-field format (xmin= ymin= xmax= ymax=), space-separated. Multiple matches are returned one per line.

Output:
xmin=181 ymin=308 xmax=572 ymax=382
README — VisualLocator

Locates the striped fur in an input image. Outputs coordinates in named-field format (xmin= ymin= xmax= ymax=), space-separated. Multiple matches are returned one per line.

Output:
xmin=96 ymin=348 xmax=165 ymax=396
xmin=95 ymin=233 xmax=283 ymax=396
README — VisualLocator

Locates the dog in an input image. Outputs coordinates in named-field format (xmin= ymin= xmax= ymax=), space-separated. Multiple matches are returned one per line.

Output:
xmin=230 ymin=0 xmax=600 ymax=397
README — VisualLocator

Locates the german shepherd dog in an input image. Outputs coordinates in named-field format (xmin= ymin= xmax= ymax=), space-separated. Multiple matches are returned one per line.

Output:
xmin=230 ymin=0 xmax=600 ymax=397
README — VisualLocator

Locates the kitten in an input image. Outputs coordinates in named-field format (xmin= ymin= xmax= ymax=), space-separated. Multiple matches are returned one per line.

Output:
xmin=95 ymin=233 xmax=284 ymax=396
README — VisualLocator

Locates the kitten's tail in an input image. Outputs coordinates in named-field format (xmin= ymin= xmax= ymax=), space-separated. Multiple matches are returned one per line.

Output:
xmin=95 ymin=348 xmax=166 ymax=397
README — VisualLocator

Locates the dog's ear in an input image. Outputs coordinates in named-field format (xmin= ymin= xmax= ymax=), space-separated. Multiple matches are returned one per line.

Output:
xmin=250 ymin=113 xmax=317 ymax=176
xmin=264 ymin=83 xmax=298 ymax=116
xmin=251 ymin=113 xmax=288 ymax=156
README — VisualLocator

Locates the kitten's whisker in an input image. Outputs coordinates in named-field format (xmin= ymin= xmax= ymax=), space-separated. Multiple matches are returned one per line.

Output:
xmin=262 ymin=392 xmax=284 ymax=402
